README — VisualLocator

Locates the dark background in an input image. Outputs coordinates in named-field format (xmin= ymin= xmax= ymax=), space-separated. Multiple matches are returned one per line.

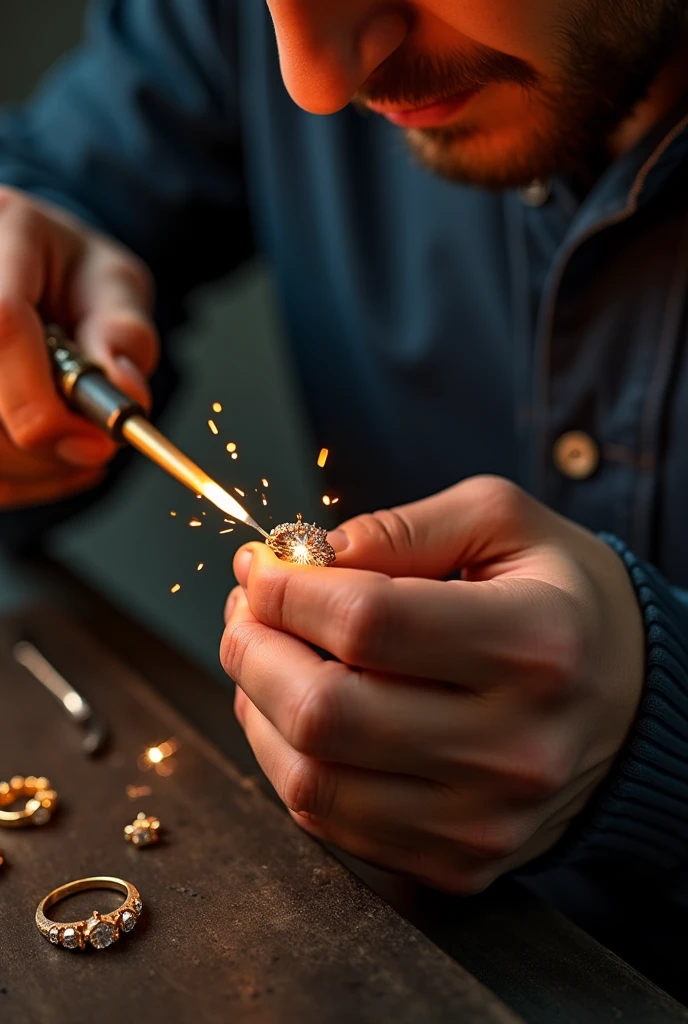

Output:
xmin=0 ymin=1 xmax=322 ymax=675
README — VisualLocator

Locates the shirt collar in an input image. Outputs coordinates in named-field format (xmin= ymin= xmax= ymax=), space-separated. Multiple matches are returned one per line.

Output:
xmin=558 ymin=92 xmax=688 ymax=242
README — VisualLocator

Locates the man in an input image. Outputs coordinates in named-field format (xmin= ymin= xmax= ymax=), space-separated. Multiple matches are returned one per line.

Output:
xmin=1 ymin=0 xmax=687 ymax=936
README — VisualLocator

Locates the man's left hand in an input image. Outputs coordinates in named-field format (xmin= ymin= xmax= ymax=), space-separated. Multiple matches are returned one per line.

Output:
xmin=221 ymin=476 xmax=644 ymax=894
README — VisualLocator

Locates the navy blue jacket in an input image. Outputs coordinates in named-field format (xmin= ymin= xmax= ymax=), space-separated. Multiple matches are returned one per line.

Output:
xmin=2 ymin=0 xmax=688 ymax=903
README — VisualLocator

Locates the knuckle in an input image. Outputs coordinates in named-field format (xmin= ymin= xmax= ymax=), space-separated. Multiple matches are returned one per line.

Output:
xmin=507 ymin=744 xmax=570 ymax=801
xmin=219 ymin=620 xmax=255 ymax=683
xmin=455 ymin=820 xmax=528 ymax=862
xmin=336 ymin=586 xmax=388 ymax=667
xmin=286 ymin=671 xmax=340 ymax=758
xmin=6 ymin=407 xmax=53 ymax=450
xmin=353 ymin=508 xmax=415 ymax=555
xmin=251 ymin=568 xmax=290 ymax=630
xmin=282 ymin=757 xmax=335 ymax=817
xmin=468 ymin=475 xmax=528 ymax=528
xmin=527 ymin=610 xmax=584 ymax=701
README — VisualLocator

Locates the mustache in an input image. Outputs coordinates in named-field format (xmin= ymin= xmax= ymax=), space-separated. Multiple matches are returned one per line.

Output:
xmin=355 ymin=44 xmax=538 ymax=108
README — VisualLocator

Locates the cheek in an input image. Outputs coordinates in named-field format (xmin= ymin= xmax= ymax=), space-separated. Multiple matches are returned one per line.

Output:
xmin=416 ymin=0 xmax=560 ymax=66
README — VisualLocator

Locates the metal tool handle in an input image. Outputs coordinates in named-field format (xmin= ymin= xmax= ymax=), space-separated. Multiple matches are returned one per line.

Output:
xmin=45 ymin=325 xmax=144 ymax=441
xmin=13 ymin=639 xmax=108 ymax=757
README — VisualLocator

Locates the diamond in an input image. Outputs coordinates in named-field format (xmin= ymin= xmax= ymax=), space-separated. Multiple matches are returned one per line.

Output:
xmin=133 ymin=898 xmax=143 ymax=915
xmin=49 ymin=926 xmax=60 ymax=945
xmin=62 ymin=927 xmax=80 ymax=950
xmin=87 ymin=918 xmax=116 ymax=949
xmin=120 ymin=910 xmax=136 ymax=933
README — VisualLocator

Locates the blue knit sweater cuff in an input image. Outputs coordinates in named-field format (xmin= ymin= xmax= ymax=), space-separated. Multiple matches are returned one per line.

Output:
xmin=552 ymin=534 xmax=688 ymax=877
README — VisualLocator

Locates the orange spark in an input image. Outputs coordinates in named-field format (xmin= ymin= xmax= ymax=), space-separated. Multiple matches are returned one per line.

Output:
xmin=262 ymin=496 xmax=268 ymax=506
xmin=318 ymin=448 xmax=329 ymax=468
xmin=231 ymin=453 xmax=238 ymax=460
xmin=322 ymin=495 xmax=331 ymax=506
xmin=212 ymin=402 xmax=222 ymax=413
xmin=220 ymin=529 xmax=234 ymax=535
xmin=208 ymin=419 xmax=219 ymax=435
xmin=170 ymin=511 xmax=177 ymax=517
xmin=197 ymin=563 xmax=204 ymax=571
xmin=235 ymin=487 xmax=245 ymax=497
xmin=332 ymin=498 xmax=340 ymax=504
xmin=226 ymin=442 xmax=237 ymax=453
xmin=189 ymin=518 xmax=202 ymax=528
xmin=170 ymin=584 xmax=181 ymax=594
xmin=262 ymin=478 xmax=269 ymax=488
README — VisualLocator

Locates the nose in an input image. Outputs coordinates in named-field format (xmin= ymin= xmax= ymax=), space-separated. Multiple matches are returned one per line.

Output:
xmin=266 ymin=2 xmax=409 ymax=113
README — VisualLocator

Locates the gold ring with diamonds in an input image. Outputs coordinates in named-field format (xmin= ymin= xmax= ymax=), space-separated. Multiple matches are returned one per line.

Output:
xmin=0 ymin=776 xmax=57 ymax=828
xmin=36 ymin=877 xmax=143 ymax=950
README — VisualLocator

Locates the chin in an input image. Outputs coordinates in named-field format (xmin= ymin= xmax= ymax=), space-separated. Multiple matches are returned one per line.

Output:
xmin=405 ymin=115 xmax=574 ymax=190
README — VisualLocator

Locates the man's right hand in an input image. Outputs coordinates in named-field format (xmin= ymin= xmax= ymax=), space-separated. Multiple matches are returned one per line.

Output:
xmin=0 ymin=186 xmax=159 ymax=510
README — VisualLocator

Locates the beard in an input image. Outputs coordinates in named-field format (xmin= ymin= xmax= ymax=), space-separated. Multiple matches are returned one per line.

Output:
xmin=354 ymin=1 xmax=688 ymax=188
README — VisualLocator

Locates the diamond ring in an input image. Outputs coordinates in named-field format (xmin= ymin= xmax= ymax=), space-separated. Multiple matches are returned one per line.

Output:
xmin=0 ymin=775 xmax=58 ymax=828
xmin=36 ymin=877 xmax=143 ymax=951
xmin=266 ymin=513 xmax=336 ymax=567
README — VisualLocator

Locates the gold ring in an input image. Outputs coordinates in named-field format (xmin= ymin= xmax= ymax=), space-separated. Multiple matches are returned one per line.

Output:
xmin=0 ymin=776 xmax=58 ymax=828
xmin=36 ymin=877 xmax=143 ymax=950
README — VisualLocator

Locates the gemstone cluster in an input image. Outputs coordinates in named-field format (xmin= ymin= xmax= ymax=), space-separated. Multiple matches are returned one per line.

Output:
xmin=40 ymin=897 xmax=143 ymax=951
xmin=266 ymin=513 xmax=336 ymax=567
xmin=124 ymin=811 xmax=161 ymax=848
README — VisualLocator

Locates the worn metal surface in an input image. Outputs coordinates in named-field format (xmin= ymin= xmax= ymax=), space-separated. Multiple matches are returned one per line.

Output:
xmin=0 ymin=603 xmax=520 ymax=1024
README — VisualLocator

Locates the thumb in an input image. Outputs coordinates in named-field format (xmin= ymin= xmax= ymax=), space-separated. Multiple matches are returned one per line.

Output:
xmin=73 ymin=252 xmax=159 ymax=413
xmin=329 ymin=476 xmax=550 ymax=579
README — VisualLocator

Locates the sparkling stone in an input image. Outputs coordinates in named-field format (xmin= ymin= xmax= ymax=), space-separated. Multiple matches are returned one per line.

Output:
xmin=120 ymin=911 xmax=136 ymax=933
xmin=32 ymin=807 xmax=51 ymax=826
xmin=87 ymin=919 xmax=116 ymax=949
xmin=49 ymin=926 xmax=60 ymax=945
xmin=133 ymin=898 xmax=143 ymax=915
xmin=133 ymin=829 xmax=151 ymax=845
xmin=62 ymin=928 xmax=79 ymax=950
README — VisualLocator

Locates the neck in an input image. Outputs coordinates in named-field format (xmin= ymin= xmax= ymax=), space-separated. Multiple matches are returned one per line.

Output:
xmin=608 ymin=36 xmax=688 ymax=159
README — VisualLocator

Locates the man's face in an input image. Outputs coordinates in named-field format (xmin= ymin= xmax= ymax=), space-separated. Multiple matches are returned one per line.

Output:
xmin=265 ymin=1 xmax=687 ymax=187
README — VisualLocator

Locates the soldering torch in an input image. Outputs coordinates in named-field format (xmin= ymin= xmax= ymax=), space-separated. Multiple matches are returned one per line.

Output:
xmin=44 ymin=325 xmax=268 ymax=536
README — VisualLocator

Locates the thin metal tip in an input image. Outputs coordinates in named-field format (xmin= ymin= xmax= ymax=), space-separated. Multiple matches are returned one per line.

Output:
xmin=247 ymin=516 xmax=271 ymax=540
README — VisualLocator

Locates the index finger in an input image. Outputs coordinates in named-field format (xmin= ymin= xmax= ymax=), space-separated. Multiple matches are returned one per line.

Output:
xmin=0 ymin=220 xmax=111 ymax=452
xmin=239 ymin=543 xmax=560 ymax=689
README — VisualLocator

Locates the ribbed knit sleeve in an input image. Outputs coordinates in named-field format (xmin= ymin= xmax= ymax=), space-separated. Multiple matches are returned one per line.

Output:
xmin=553 ymin=534 xmax=688 ymax=877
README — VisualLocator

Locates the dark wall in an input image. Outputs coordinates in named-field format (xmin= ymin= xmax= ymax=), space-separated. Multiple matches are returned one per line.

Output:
xmin=0 ymin=2 xmax=87 ymax=102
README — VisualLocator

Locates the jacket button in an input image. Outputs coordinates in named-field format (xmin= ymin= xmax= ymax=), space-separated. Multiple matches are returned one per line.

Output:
xmin=518 ymin=179 xmax=551 ymax=207
xmin=553 ymin=431 xmax=600 ymax=480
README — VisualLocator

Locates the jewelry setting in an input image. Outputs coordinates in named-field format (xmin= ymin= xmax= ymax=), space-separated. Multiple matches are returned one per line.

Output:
xmin=124 ymin=811 xmax=161 ymax=847
xmin=36 ymin=876 xmax=143 ymax=951
xmin=267 ymin=513 xmax=336 ymax=567
xmin=0 ymin=776 xmax=58 ymax=828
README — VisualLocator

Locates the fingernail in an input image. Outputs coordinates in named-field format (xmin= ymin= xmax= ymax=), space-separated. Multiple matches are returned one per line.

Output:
xmin=115 ymin=355 xmax=146 ymax=386
xmin=56 ymin=436 xmax=112 ymax=468
xmin=234 ymin=549 xmax=254 ymax=586
xmin=114 ymin=356 xmax=150 ymax=409
xmin=328 ymin=530 xmax=349 ymax=553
